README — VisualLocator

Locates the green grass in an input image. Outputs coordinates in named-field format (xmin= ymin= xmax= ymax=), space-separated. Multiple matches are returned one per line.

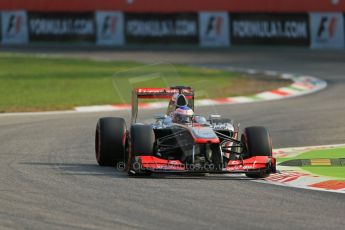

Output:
xmin=277 ymin=148 xmax=345 ymax=163
xmin=301 ymin=167 xmax=345 ymax=180
xmin=0 ymin=53 xmax=288 ymax=112
xmin=277 ymin=147 xmax=345 ymax=179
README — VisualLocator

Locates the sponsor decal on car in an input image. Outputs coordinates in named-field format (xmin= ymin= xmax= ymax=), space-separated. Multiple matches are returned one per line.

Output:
xmin=227 ymin=165 xmax=255 ymax=170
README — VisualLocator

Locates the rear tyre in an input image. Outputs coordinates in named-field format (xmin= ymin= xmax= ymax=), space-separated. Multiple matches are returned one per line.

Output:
xmin=95 ymin=117 xmax=126 ymax=166
xmin=242 ymin=126 xmax=272 ymax=179
xmin=129 ymin=125 xmax=155 ymax=176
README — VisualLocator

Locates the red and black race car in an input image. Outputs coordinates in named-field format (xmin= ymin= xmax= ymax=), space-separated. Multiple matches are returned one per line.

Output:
xmin=95 ymin=86 xmax=276 ymax=178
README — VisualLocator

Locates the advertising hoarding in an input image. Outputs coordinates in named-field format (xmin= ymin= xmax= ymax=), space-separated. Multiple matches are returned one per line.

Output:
xmin=95 ymin=11 xmax=124 ymax=46
xmin=125 ymin=13 xmax=198 ymax=44
xmin=28 ymin=12 xmax=95 ymax=42
xmin=199 ymin=12 xmax=230 ymax=47
xmin=231 ymin=14 xmax=310 ymax=46
xmin=1 ymin=11 xmax=28 ymax=44
xmin=310 ymin=13 xmax=344 ymax=49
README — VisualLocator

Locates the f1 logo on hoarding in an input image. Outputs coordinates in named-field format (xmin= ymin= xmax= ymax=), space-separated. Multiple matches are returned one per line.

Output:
xmin=317 ymin=16 xmax=337 ymax=39
xmin=5 ymin=14 xmax=23 ymax=37
xmin=310 ymin=13 xmax=344 ymax=49
xmin=1 ymin=11 xmax=29 ymax=44
xmin=205 ymin=16 xmax=224 ymax=36
xmin=199 ymin=12 xmax=230 ymax=47
xmin=96 ymin=11 xmax=124 ymax=46
xmin=101 ymin=15 xmax=118 ymax=37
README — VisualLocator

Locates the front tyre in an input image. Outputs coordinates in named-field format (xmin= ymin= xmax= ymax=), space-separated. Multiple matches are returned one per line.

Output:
xmin=128 ymin=124 xmax=155 ymax=176
xmin=95 ymin=117 xmax=127 ymax=166
xmin=242 ymin=126 xmax=272 ymax=179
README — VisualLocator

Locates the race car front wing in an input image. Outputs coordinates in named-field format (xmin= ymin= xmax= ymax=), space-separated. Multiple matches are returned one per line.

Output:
xmin=130 ymin=155 xmax=273 ymax=174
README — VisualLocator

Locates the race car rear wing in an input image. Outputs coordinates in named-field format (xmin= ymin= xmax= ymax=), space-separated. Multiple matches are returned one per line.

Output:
xmin=132 ymin=86 xmax=194 ymax=123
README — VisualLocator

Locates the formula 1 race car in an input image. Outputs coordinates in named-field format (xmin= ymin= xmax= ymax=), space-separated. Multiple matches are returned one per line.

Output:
xmin=95 ymin=86 xmax=276 ymax=178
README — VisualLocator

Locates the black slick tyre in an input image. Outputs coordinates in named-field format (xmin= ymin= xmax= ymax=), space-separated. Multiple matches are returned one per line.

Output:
xmin=128 ymin=124 xmax=155 ymax=176
xmin=242 ymin=126 xmax=272 ymax=179
xmin=95 ymin=117 xmax=126 ymax=166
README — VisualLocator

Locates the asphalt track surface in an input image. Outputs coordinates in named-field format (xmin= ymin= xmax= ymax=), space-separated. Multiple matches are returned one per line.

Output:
xmin=1 ymin=48 xmax=345 ymax=230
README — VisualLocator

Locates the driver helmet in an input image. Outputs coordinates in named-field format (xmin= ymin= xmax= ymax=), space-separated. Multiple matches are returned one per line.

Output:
xmin=173 ymin=106 xmax=194 ymax=123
